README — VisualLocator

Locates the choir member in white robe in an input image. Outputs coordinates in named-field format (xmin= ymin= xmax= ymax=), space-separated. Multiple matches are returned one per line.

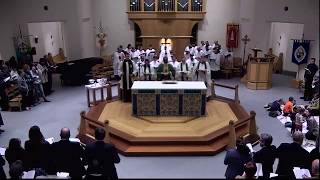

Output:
xmin=142 ymin=59 xmax=152 ymax=81
xmin=186 ymin=53 xmax=199 ymax=81
xmin=119 ymin=52 xmax=136 ymax=102
xmin=131 ymin=48 xmax=140 ymax=64
xmin=124 ymin=44 xmax=132 ymax=53
xmin=145 ymin=45 xmax=155 ymax=59
xmin=149 ymin=54 xmax=160 ymax=80
xmin=195 ymin=53 xmax=212 ymax=99
xmin=136 ymin=54 xmax=145 ymax=80
xmin=113 ymin=47 xmax=124 ymax=80
xmin=159 ymin=45 xmax=172 ymax=63
xmin=177 ymin=58 xmax=190 ymax=81
xmin=209 ymin=47 xmax=223 ymax=79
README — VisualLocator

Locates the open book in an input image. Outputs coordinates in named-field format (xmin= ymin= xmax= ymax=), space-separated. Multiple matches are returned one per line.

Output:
xmin=293 ymin=167 xmax=311 ymax=179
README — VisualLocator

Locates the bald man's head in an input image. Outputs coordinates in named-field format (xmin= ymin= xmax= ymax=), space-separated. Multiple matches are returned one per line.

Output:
xmin=60 ymin=127 xmax=70 ymax=140
xmin=312 ymin=159 xmax=319 ymax=177
xmin=292 ymin=131 xmax=304 ymax=145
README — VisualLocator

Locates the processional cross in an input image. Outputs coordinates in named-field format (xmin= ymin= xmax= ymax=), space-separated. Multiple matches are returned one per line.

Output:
xmin=241 ymin=35 xmax=250 ymax=66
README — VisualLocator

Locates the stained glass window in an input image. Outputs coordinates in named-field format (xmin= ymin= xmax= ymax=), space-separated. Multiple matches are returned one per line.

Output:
xmin=177 ymin=0 xmax=188 ymax=11
xmin=129 ymin=0 xmax=141 ymax=11
xmin=158 ymin=0 xmax=175 ymax=12
xmin=144 ymin=0 xmax=155 ymax=11
xmin=191 ymin=0 xmax=202 ymax=11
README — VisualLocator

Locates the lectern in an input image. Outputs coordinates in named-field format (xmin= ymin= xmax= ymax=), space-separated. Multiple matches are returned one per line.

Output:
xmin=246 ymin=49 xmax=274 ymax=90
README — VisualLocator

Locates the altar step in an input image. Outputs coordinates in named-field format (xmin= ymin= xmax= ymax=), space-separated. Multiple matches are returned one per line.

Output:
xmin=109 ymin=121 xmax=249 ymax=156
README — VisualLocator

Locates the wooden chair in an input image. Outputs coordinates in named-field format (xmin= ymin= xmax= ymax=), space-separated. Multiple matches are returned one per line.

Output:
xmin=6 ymin=85 xmax=23 ymax=111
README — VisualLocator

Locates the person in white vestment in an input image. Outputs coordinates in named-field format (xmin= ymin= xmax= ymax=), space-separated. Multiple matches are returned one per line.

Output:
xmin=119 ymin=51 xmax=136 ymax=102
xmin=186 ymin=52 xmax=199 ymax=81
xmin=209 ymin=47 xmax=223 ymax=79
xmin=113 ymin=47 xmax=124 ymax=80
xmin=142 ymin=59 xmax=152 ymax=81
xmin=145 ymin=45 xmax=155 ymax=59
xmin=194 ymin=52 xmax=212 ymax=99
xmin=177 ymin=57 xmax=191 ymax=81
xmin=136 ymin=53 xmax=146 ymax=80
xmin=169 ymin=55 xmax=179 ymax=71
xmin=131 ymin=48 xmax=140 ymax=64
xmin=149 ymin=53 xmax=160 ymax=80
xmin=159 ymin=45 xmax=172 ymax=63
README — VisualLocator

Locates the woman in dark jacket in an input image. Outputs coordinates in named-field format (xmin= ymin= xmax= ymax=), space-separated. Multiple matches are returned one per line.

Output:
xmin=224 ymin=138 xmax=252 ymax=179
xmin=5 ymin=138 xmax=26 ymax=166
xmin=24 ymin=126 xmax=52 ymax=176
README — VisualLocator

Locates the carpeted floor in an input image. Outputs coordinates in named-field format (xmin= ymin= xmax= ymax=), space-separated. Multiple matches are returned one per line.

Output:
xmin=0 ymin=74 xmax=307 ymax=178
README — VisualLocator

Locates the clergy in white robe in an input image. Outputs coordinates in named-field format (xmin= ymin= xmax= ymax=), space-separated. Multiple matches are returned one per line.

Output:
xmin=195 ymin=53 xmax=212 ymax=99
xmin=177 ymin=58 xmax=190 ymax=81
xmin=119 ymin=52 xmax=136 ymax=102
xmin=142 ymin=59 xmax=152 ymax=81
xmin=209 ymin=48 xmax=223 ymax=79
xmin=186 ymin=54 xmax=199 ymax=81
xmin=149 ymin=55 xmax=160 ymax=80
xmin=113 ymin=47 xmax=124 ymax=80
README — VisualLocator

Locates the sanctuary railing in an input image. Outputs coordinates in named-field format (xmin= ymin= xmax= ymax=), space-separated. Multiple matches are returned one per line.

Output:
xmin=211 ymin=80 xmax=240 ymax=104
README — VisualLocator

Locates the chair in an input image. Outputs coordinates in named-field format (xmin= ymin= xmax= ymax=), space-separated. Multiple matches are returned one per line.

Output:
xmin=6 ymin=85 xmax=22 ymax=111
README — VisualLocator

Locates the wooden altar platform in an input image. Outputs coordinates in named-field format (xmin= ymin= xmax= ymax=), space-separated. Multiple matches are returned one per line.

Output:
xmin=78 ymin=93 xmax=253 ymax=156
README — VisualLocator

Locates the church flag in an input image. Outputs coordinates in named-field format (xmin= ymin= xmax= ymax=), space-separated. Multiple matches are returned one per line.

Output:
xmin=226 ymin=24 xmax=239 ymax=49
xmin=292 ymin=40 xmax=310 ymax=65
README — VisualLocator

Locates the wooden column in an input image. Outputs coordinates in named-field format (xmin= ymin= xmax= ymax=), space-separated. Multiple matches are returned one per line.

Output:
xmin=235 ymin=85 xmax=239 ymax=103
xmin=104 ymin=120 xmax=110 ymax=143
xmin=227 ymin=120 xmax=236 ymax=149
xmin=117 ymin=83 xmax=122 ymax=100
xmin=155 ymin=0 xmax=158 ymax=11
xmin=188 ymin=0 xmax=191 ymax=11
xmin=79 ymin=111 xmax=87 ymax=136
xmin=211 ymin=81 xmax=216 ymax=99
xmin=107 ymin=84 xmax=112 ymax=101
xmin=140 ymin=0 xmax=144 ymax=11
xmin=249 ymin=111 xmax=257 ymax=136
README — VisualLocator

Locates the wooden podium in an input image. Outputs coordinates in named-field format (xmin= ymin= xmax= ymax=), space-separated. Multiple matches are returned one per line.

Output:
xmin=246 ymin=49 xmax=274 ymax=90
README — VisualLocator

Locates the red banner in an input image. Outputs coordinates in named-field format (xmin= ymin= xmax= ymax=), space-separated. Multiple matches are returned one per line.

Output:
xmin=226 ymin=24 xmax=239 ymax=49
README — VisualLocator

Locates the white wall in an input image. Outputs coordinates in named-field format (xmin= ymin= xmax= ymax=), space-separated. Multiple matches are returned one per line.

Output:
xmin=245 ymin=0 xmax=318 ymax=60
xmin=28 ymin=22 xmax=64 ymax=62
xmin=0 ymin=0 xmax=87 ymax=60
xmin=92 ymin=0 xmax=135 ymax=56
xmin=269 ymin=23 xmax=304 ymax=72
xmin=0 ymin=1 xmax=15 ymax=60
xmin=198 ymin=0 xmax=241 ymax=55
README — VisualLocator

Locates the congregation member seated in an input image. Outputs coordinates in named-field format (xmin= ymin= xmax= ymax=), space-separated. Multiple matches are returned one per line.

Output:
xmin=276 ymin=131 xmax=310 ymax=178
xmin=52 ymin=127 xmax=85 ymax=178
xmin=9 ymin=160 xmax=24 ymax=179
xmin=309 ymin=137 xmax=319 ymax=162
xmin=253 ymin=133 xmax=276 ymax=179
xmin=295 ymin=107 xmax=306 ymax=132
xmin=283 ymin=97 xmax=295 ymax=116
xmin=30 ymin=64 xmax=50 ymax=103
xmin=264 ymin=99 xmax=284 ymax=112
xmin=224 ymin=138 xmax=252 ymax=179
xmin=84 ymin=128 xmax=120 ymax=179
xmin=306 ymin=94 xmax=319 ymax=116
xmin=5 ymin=138 xmax=26 ymax=166
xmin=305 ymin=115 xmax=319 ymax=141
xmin=24 ymin=126 xmax=52 ymax=176
xmin=235 ymin=161 xmax=257 ymax=179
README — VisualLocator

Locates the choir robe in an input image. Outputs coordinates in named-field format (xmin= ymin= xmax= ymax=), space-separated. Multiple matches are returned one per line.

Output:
xmin=120 ymin=59 xmax=136 ymax=102
xmin=142 ymin=64 xmax=153 ymax=81
xmin=195 ymin=61 xmax=212 ymax=98
xmin=157 ymin=63 xmax=176 ymax=81
xmin=113 ymin=51 xmax=124 ymax=76
xmin=186 ymin=58 xmax=199 ymax=81
xmin=176 ymin=62 xmax=191 ymax=81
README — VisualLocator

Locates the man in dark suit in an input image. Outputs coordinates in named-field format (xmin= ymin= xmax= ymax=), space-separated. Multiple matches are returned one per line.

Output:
xmin=276 ymin=131 xmax=310 ymax=178
xmin=52 ymin=128 xmax=85 ymax=178
xmin=84 ymin=127 xmax=120 ymax=179
xmin=253 ymin=133 xmax=277 ymax=179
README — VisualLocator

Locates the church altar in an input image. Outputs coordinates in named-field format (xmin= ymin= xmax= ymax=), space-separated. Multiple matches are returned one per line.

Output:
xmin=132 ymin=81 xmax=207 ymax=116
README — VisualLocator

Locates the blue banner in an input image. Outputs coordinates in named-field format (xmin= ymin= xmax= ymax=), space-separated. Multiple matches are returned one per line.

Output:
xmin=292 ymin=40 xmax=310 ymax=65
